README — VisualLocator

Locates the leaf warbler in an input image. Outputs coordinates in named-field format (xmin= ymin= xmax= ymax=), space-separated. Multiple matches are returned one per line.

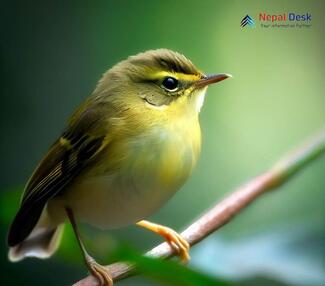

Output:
xmin=7 ymin=49 xmax=231 ymax=285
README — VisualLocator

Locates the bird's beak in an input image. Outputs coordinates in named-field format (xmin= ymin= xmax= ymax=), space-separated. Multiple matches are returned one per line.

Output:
xmin=194 ymin=73 xmax=232 ymax=88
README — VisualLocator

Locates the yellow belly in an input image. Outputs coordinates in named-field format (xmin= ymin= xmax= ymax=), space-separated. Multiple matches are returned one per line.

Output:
xmin=48 ymin=118 xmax=201 ymax=229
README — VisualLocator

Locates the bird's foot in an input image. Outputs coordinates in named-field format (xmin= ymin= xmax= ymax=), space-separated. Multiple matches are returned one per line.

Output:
xmin=137 ymin=220 xmax=190 ymax=264
xmin=85 ymin=255 xmax=113 ymax=286
xmin=156 ymin=225 xmax=190 ymax=264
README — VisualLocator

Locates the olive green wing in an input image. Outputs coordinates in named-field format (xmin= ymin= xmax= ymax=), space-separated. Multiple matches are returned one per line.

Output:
xmin=8 ymin=104 xmax=110 ymax=246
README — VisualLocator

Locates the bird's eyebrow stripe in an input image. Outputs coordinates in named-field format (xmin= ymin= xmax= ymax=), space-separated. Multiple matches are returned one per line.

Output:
xmin=148 ymin=71 xmax=201 ymax=82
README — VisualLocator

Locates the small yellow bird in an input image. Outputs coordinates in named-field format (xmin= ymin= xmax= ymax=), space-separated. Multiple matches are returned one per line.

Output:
xmin=7 ymin=49 xmax=230 ymax=285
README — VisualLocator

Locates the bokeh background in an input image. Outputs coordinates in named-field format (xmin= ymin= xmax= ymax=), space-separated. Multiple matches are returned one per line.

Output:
xmin=1 ymin=0 xmax=324 ymax=285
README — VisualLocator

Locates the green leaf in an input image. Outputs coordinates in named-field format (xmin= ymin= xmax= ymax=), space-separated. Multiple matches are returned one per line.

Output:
xmin=112 ymin=245 xmax=231 ymax=286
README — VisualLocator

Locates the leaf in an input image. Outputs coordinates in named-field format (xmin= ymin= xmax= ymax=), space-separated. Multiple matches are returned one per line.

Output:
xmin=111 ymin=245 xmax=232 ymax=286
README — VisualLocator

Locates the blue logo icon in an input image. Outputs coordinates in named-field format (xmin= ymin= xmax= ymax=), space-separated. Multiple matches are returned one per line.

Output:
xmin=241 ymin=15 xmax=255 ymax=27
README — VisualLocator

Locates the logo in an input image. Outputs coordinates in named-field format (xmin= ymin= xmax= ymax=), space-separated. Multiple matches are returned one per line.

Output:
xmin=240 ymin=12 xmax=312 ymax=29
xmin=241 ymin=15 xmax=255 ymax=27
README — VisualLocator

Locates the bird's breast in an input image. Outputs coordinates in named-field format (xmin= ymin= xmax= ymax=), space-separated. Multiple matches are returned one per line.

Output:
xmin=54 ymin=117 xmax=201 ymax=228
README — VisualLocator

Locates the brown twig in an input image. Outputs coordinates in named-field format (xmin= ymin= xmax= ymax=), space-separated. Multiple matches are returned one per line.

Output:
xmin=74 ymin=130 xmax=325 ymax=286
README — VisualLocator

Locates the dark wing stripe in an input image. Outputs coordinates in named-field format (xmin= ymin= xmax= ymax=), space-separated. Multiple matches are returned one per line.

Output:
xmin=27 ymin=166 xmax=66 ymax=203
xmin=8 ymin=102 xmax=110 ymax=246
xmin=8 ymin=136 xmax=106 ymax=246
xmin=8 ymin=104 xmax=110 ymax=247
xmin=22 ymin=164 xmax=63 ymax=203
xmin=8 ymin=146 xmax=82 ymax=246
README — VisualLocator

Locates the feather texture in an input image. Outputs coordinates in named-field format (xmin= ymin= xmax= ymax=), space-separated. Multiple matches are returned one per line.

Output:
xmin=7 ymin=103 xmax=110 ymax=247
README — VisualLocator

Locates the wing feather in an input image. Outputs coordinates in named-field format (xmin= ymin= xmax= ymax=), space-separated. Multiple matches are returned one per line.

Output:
xmin=8 ymin=103 xmax=110 ymax=246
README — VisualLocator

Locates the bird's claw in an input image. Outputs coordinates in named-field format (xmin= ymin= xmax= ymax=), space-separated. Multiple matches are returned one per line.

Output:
xmin=86 ymin=256 xmax=113 ymax=286
xmin=158 ymin=226 xmax=190 ymax=264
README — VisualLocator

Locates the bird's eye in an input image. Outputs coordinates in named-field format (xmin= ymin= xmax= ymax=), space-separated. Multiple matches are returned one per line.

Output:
xmin=161 ymin=77 xmax=179 ymax=91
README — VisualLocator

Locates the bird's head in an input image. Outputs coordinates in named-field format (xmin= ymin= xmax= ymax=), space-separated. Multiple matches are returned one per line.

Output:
xmin=94 ymin=49 xmax=231 ymax=117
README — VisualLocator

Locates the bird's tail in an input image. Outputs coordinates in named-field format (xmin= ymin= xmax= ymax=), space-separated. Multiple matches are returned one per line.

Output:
xmin=8 ymin=208 xmax=64 ymax=262
xmin=8 ymin=224 xmax=64 ymax=262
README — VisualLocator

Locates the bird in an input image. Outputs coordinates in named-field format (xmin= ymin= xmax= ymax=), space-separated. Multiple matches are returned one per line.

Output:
xmin=7 ymin=49 xmax=231 ymax=285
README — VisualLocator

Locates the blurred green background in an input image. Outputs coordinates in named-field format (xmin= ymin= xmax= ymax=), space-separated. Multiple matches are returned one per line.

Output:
xmin=1 ymin=0 xmax=324 ymax=285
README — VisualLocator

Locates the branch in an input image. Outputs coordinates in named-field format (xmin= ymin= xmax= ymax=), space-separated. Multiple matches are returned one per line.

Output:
xmin=74 ymin=130 xmax=325 ymax=286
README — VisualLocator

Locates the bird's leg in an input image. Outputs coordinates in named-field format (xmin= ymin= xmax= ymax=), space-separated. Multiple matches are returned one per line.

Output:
xmin=136 ymin=220 xmax=190 ymax=263
xmin=65 ymin=207 xmax=113 ymax=286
